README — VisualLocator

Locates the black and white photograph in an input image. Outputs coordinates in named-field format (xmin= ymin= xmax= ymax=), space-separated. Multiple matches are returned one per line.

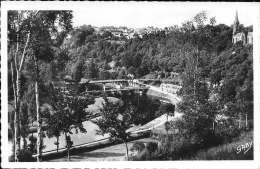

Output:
xmin=1 ymin=1 xmax=260 ymax=168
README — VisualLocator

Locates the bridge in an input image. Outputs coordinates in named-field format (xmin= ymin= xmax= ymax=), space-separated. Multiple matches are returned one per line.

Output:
xmin=83 ymin=78 xmax=181 ymax=85
xmin=79 ymin=78 xmax=182 ymax=105
xmin=81 ymin=86 xmax=149 ymax=95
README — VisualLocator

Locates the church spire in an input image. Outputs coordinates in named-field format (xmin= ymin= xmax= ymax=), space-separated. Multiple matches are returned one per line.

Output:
xmin=233 ymin=11 xmax=239 ymax=35
xmin=235 ymin=11 xmax=239 ymax=25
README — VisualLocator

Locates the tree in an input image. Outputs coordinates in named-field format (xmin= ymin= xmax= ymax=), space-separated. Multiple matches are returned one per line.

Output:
xmin=127 ymin=66 xmax=136 ymax=75
xmin=70 ymin=25 xmax=95 ymax=47
xmin=98 ymin=69 xmax=111 ymax=80
xmin=8 ymin=10 xmax=73 ymax=161
xmin=94 ymin=95 xmax=134 ymax=160
xmin=210 ymin=17 xmax=216 ymax=26
xmin=121 ymin=92 xmax=160 ymax=125
xmin=155 ymin=103 xmax=175 ymax=155
xmin=71 ymin=56 xmax=84 ymax=82
xmin=31 ymin=11 xmax=73 ymax=162
xmin=45 ymin=86 xmax=94 ymax=160
xmin=193 ymin=11 xmax=208 ymax=29
xmin=19 ymin=101 xmax=30 ymax=149
xmin=210 ymin=45 xmax=253 ymax=130
xmin=156 ymin=103 xmax=175 ymax=120
xmin=117 ymin=68 xmax=128 ymax=79
xmin=8 ymin=11 xmax=36 ymax=161
xmin=176 ymin=43 xmax=217 ymax=146
xmin=85 ymin=59 xmax=98 ymax=79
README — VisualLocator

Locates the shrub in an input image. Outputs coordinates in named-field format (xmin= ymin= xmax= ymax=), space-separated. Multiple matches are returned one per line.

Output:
xmin=130 ymin=142 xmax=146 ymax=152
xmin=215 ymin=123 xmax=241 ymax=143
xmin=17 ymin=149 xmax=35 ymax=162
xmin=190 ymin=142 xmax=253 ymax=160
xmin=188 ymin=130 xmax=253 ymax=160
xmin=129 ymin=141 xmax=159 ymax=161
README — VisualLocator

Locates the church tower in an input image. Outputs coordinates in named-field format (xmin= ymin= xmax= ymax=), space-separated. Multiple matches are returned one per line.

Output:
xmin=232 ymin=11 xmax=252 ymax=45
xmin=232 ymin=11 xmax=246 ymax=45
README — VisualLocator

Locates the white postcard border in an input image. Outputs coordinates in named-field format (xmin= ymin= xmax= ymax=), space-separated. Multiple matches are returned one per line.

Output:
xmin=1 ymin=1 xmax=260 ymax=169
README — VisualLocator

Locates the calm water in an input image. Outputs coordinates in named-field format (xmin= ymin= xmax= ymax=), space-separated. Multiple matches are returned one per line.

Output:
xmin=29 ymin=120 xmax=110 ymax=153
xmin=22 ymin=93 xmax=163 ymax=153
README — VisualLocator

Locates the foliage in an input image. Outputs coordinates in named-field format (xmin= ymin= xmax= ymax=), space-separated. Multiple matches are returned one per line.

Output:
xmin=155 ymin=103 xmax=175 ymax=117
xmin=46 ymin=86 xmax=94 ymax=135
xmin=44 ymin=85 xmax=94 ymax=159
xmin=52 ymin=11 xmax=235 ymax=80
xmin=28 ymin=135 xmax=37 ymax=153
xmin=210 ymin=45 xmax=253 ymax=119
xmin=129 ymin=141 xmax=159 ymax=161
xmin=94 ymin=94 xmax=135 ymax=159
xmin=176 ymin=44 xmax=217 ymax=145
xmin=119 ymin=91 xmax=161 ymax=125
xmin=71 ymin=56 xmax=84 ymax=82
xmin=189 ymin=131 xmax=253 ymax=160
xmin=8 ymin=10 xmax=73 ymax=161
xmin=94 ymin=95 xmax=133 ymax=142
xmin=17 ymin=149 xmax=35 ymax=162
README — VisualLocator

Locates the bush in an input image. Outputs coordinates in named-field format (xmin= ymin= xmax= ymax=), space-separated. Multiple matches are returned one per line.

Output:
xmin=215 ymin=124 xmax=241 ymax=143
xmin=151 ymin=130 xmax=235 ymax=160
xmin=129 ymin=141 xmax=159 ymax=161
xmin=146 ymin=142 xmax=158 ymax=153
xmin=189 ymin=131 xmax=253 ymax=160
xmin=17 ymin=149 xmax=35 ymax=162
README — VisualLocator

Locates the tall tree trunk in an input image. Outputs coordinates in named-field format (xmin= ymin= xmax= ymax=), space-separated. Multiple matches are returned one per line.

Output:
xmin=15 ymin=70 xmax=21 ymax=161
xmin=67 ymin=148 xmax=70 ymax=161
xmin=13 ymin=31 xmax=30 ymax=162
xmin=22 ymin=136 xmax=27 ymax=149
xmin=34 ymin=56 xmax=42 ymax=162
xmin=124 ymin=141 xmax=129 ymax=160
xmin=56 ymin=136 xmax=59 ymax=152
xmin=11 ymin=61 xmax=19 ymax=161
xmin=11 ymin=22 xmax=30 ymax=162
xmin=65 ymin=133 xmax=70 ymax=161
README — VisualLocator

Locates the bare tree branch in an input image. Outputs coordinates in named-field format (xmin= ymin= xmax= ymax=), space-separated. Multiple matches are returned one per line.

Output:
xmin=18 ymin=10 xmax=39 ymax=72
xmin=14 ymin=12 xmax=20 ymax=72
xmin=18 ymin=33 xmax=30 ymax=72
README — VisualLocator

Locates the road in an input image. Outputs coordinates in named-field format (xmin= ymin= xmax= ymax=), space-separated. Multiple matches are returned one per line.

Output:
xmin=46 ymin=138 xmax=155 ymax=161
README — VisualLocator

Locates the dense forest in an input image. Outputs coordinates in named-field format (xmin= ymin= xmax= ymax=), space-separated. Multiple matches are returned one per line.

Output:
xmin=52 ymin=18 xmax=234 ymax=80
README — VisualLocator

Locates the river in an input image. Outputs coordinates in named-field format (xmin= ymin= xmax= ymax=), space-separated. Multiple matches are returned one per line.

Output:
xmin=19 ymin=92 xmax=164 ymax=154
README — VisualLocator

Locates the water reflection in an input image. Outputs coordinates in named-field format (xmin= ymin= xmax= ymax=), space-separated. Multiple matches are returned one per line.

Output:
xmin=25 ymin=91 xmax=164 ymax=154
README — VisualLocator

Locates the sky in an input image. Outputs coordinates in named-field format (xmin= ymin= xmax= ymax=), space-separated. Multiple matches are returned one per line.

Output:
xmin=72 ymin=2 xmax=257 ymax=29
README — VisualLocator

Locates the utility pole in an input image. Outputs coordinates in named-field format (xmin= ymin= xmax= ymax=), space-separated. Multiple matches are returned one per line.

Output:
xmin=238 ymin=113 xmax=241 ymax=129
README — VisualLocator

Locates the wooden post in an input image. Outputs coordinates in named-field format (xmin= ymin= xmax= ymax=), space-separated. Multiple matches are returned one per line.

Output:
xmin=245 ymin=114 xmax=248 ymax=129
xmin=103 ymin=84 xmax=106 ymax=92
xmin=238 ymin=114 xmax=241 ymax=129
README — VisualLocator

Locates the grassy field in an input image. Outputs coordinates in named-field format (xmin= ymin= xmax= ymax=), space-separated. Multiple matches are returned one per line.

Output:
xmin=188 ymin=131 xmax=253 ymax=160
